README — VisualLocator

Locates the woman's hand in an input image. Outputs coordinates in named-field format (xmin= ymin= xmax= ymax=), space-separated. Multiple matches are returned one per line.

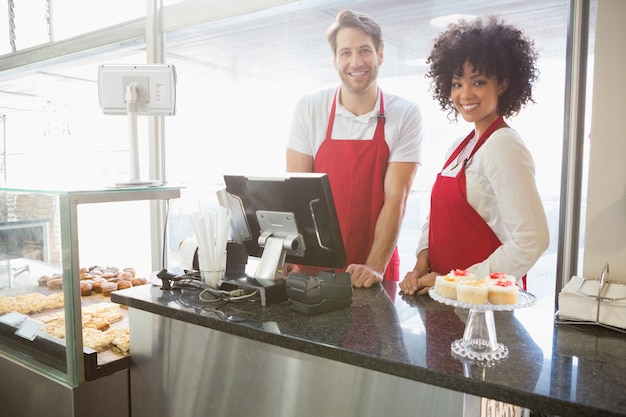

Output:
xmin=400 ymin=249 xmax=436 ymax=295
xmin=400 ymin=270 xmax=438 ymax=295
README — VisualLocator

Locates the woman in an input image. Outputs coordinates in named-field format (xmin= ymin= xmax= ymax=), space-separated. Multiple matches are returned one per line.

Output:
xmin=400 ymin=16 xmax=549 ymax=295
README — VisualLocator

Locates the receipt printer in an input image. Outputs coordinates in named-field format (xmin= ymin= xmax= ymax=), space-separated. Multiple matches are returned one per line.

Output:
xmin=286 ymin=270 xmax=353 ymax=314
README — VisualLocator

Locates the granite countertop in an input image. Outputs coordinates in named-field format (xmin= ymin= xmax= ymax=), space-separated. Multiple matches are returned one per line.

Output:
xmin=112 ymin=279 xmax=626 ymax=417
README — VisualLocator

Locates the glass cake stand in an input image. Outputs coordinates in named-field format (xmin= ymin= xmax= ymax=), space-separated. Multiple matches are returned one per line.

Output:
xmin=429 ymin=288 xmax=536 ymax=362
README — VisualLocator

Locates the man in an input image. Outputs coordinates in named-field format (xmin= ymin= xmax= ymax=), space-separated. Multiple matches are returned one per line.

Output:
xmin=286 ymin=9 xmax=422 ymax=288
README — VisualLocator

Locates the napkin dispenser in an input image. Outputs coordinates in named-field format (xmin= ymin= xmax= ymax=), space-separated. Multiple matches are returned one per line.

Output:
xmin=286 ymin=270 xmax=352 ymax=314
xmin=557 ymin=263 xmax=626 ymax=333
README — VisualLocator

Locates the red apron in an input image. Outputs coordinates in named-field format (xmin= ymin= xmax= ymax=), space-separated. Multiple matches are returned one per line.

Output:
xmin=314 ymin=89 xmax=400 ymax=281
xmin=428 ymin=116 xmax=527 ymax=288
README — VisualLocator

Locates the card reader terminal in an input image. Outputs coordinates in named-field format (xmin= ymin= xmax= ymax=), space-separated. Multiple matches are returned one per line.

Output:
xmin=286 ymin=270 xmax=352 ymax=314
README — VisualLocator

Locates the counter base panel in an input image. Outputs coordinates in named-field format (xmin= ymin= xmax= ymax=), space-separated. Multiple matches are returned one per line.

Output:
xmin=128 ymin=307 xmax=465 ymax=417
xmin=0 ymin=353 xmax=129 ymax=417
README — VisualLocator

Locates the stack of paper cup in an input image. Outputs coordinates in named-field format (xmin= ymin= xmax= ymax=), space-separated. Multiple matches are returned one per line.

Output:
xmin=191 ymin=205 xmax=232 ymax=288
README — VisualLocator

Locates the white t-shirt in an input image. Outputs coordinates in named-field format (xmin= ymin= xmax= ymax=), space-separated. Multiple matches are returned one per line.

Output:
xmin=287 ymin=87 xmax=423 ymax=164
xmin=417 ymin=128 xmax=550 ymax=280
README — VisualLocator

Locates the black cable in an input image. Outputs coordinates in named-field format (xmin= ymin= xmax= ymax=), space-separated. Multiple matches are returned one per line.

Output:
xmin=198 ymin=287 xmax=259 ymax=303
xmin=160 ymin=199 xmax=170 ymax=270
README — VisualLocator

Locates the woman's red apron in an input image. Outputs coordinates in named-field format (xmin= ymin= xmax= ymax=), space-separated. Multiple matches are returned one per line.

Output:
xmin=314 ymin=89 xmax=399 ymax=281
xmin=428 ymin=116 xmax=525 ymax=288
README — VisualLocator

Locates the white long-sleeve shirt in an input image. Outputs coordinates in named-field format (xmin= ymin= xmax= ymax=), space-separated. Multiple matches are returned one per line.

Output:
xmin=417 ymin=127 xmax=550 ymax=280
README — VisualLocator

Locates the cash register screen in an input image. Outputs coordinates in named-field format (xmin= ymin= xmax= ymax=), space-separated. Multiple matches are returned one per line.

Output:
xmin=222 ymin=173 xmax=347 ymax=275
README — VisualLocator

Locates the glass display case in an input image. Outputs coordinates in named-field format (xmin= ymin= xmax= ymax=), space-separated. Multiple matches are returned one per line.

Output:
xmin=0 ymin=185 xmax=181 ymax=387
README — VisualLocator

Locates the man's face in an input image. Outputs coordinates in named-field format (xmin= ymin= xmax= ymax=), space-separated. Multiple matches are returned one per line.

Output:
xmin=334 ymin=27 xmax=383 ymax=95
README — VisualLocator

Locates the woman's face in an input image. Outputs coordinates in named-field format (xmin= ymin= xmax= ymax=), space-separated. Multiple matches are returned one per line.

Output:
xmin=450 ymin=60 xmax=507 ymax=130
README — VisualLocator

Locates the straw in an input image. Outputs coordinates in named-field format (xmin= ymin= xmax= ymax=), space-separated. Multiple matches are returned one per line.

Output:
xmin=191 ymin=204 xmax=232 ymax=274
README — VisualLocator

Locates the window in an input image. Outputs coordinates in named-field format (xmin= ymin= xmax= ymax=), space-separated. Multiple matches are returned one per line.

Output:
xmin=0 ymin=1 xmax=594 ymax=306
xmin=161 ymin=0 xmax=588 ymax=305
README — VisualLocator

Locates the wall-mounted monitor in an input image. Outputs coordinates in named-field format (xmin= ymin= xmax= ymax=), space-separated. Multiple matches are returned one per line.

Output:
xmin=97 ymin=64 xmax=177 ymax=186
xmin=221 ymin=173 xmax=347 ymax=281
xmin=97 ymin=64 xmax=177 ymax=116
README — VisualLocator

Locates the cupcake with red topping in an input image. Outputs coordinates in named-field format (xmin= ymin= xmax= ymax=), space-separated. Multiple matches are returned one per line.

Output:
xmin=485 ymin=271 xmax=516 ymax=286
xmin=434 ymin=269 xmax=477 ymax=300
xmin=487 ymin=279 xmax=519 ymax=305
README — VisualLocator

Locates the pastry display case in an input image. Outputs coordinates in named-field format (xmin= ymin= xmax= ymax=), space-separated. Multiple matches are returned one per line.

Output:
xmin=0 ymin=185 xmax=181 ymax=389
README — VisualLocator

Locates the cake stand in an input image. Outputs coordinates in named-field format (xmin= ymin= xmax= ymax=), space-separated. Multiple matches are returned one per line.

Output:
xmin=429 ymin=288 xmax=536 ymax=362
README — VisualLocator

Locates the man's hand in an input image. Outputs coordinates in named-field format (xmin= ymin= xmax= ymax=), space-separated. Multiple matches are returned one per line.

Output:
xmin=347 ymin=264 xmax=384 ymax=288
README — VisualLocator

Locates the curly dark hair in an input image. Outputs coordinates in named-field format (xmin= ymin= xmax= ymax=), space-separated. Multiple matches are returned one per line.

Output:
xmin=426 ymin=16 xmax=538 ymax=121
